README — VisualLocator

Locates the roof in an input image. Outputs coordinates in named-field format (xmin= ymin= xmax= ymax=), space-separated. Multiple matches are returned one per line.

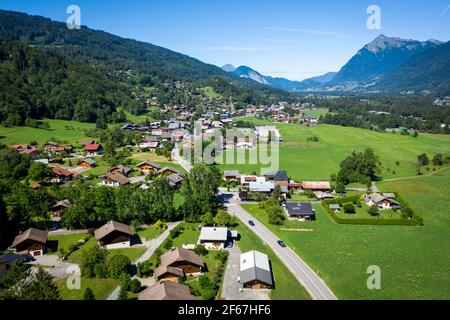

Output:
xmin=53 ymin=199 xmax=71 ymax=209
xmin=383 ymin=193 xmax=396 ymax=199
xmin=0 ymin=253 xmax=31 ymax=265
xmin=249 ymin=182 xmax=274 ymax=193
xmin=154 ymin=265 xmax=184 ymax=279
xmin=166 ymin=173 xmax=183 ymax=186
xmin=302 ymin=181 xmax=331 ymax=190
xmin=160 ymin=247 xmax=204 ymax=268
xmin=368 ymin=193 xmax=400 ymax=206
xmin=52 ymin=166 xmax=73 ymax=177
xmin=224 ymin=170 xmax=240 ymax=177
xmin=138 ymin=281 xmax=197 ymax=300
xmin=84 ymin=144 xmax=102 ymax=151
xmin=199 ymin=227 xmax=228 ymax=242
xmin=105 ymin=171 xmax=130 ymax=185
xmin=109 ymin=164 xmax=131 ymax=175
xmin=80 ymin=140 xmax=95 ymax=146
xmin=158 ymin=167 xmax=181 ymax=175
xmin=240 ymin=251 xmax=273 ymax=286
xmin=329 ymin=204 xmax=341 ymax=209
xmin=136 ymin=161 xmax=161 ymax=169
xmin=285 ymin=202 xmax=315 ymax=216
xmin=11 ymin=228 xmax=48 ymax=248
xmin=273 ymin=171 xmax=289 ymax=182
xmin=94 ymin=221 xmax=133 ymax=241
xmin=78 ymin=158 xmax=96 ymax=166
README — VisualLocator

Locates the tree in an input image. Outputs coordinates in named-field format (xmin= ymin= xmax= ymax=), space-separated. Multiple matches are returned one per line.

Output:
xmin=417 ymin=153 xmax=429 ymax=166
xmin=343 ymin=203 xmax=356 ymax=214
xmin=412 ymin=131 xmax=419 ymax=138
xmin=83 ymin=287 xmax=95 ymax=300
xmin=336 ymin=148 xmax=380 ymax=185
xmin=432 ymin=154 xmax=443 ymax=166
xmin=28 ymin=162 xmax=52 ymax=183
xmin=80 ymin=245 xmax=108 ymax=278
xmin=20 ymin=268 xmax=60 ymax=300
xmin=367 ymin=204 xmax=379 ymax=216
xmin=335 ymin=182 xmax=346 ymax=194
xmin=108 ymin=254 xmax=131 ymax=279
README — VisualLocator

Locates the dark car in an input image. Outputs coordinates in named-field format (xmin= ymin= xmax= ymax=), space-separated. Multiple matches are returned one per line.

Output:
xmin=248 ymin=220 xmax=256 ymax=227
xmin=277 ymin=240 xmax=287 ymax=248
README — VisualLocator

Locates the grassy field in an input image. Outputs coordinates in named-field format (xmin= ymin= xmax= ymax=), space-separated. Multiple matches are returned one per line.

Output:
xmin=137 ymin=226 xmax=163 ymax=241
xmin=302 ymin=108 xmax=330 ymax=118
xmin=241 ymin=169 xmax=450 ymax=299
xmin=57 ymin=277 xmax=118 ymax=300
xmin=201 ymin=86 xmax=221 ymax=99
xmin=0 ymin=119 xmax=96 ymax=146
xmin=47 ymin=233 xmax=90 ymax=254
xmin=219 ymin=117 xmax=450 ymax=181
xmin=235 ymin=222 xmax=311 ymax=300
xmin=107 ymin=247 xmax=146 ymax=262
xmin=172 ymin=224 xmax=200 ymax=247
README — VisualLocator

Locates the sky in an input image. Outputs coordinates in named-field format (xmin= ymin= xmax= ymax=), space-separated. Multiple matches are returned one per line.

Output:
xmin=1 ymin=0 xmax=449 ymax=80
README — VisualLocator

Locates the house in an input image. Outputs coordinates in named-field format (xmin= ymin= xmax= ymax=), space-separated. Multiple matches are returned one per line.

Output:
xmin=77 ymin=158 xmax=96 ymax=168
xmin=94 ymin=221 xmax=134 ymax=249
xmin=158 ymin=167 xmax=181 ymax=176
xmin=52 ymin=199 xmax=71 ymax=218
xmin=80 ymin=140 xmax=95 ymax=147
xmin=102 ymin=171 xmax=130 ymax=187
xmin=223 ymin=170 xmax=241 ymax=181
xmin=285 ymin=202 xmax=316 ymax=221
xmin=10 ymin=228 xmax=48 ymax=257
xmin=12 ymin=144 xmax=40 ymax=160
xmin=249 ymin=182 xmax=275 ymax=194
xmin=236 ymin=137 xmax=254 ymax=149
xmin=0 ymin=254 xmax=32 ymax=276
xmin=83 ymin=143 xmax=103 ymax=155
xmin=239 ymin=250 xmax=273 ymax=290
xmin=329 ymin=204 xmax=341 ymax=213
xmin=301 ymin=181 xmax=331 ymax=192
xmin=138 ymin=281 xmax=197 ymax=300
xmin=44 ymin=141 xmax=59 ymax=150
xmin=154 ymin=247 xmax=204 ymax=281
xmin=109 ymin=164 xmax=132 ymax=177
xmin=136 ymin=161 xmax=161 ymax=174
xmin=166 ymin=173 xmax=184 ymax=188
xmin=198 ymin=227 xmax=229 ymax=250
xmin=51 ymin=166 xmax=74 ymax=184
xmin=364 ymin=193 xmax=401 ymax=210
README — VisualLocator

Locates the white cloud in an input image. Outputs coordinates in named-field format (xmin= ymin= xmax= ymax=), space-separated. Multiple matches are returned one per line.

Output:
xmin=263 ymin=27 xmax=349 ymax=38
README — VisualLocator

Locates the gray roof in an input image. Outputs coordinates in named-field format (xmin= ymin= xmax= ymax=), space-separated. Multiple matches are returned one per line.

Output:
xmin=329 ymin=204 xmax=341 ymax=209
xmin=223 ymin=170 xmax=240 ymax=177
xmin=383 ymin=193 xmax=396 ymax=199
xmin=199 ymin=227 xmax=228 ymax=242
xmin=286 ymin=202 xmax=314 ymax=216
xmin=240 ymin=251 xmax=273 ymax=286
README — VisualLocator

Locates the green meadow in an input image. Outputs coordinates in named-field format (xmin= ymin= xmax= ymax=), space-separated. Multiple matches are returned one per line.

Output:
xmin=240 ymin=168 xmax=450 ymax=299
xmin=219 ymin=118 xmax=450 ymax=181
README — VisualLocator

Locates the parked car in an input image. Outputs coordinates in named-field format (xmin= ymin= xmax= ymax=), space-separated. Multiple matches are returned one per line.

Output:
xmin=277 ymin=240 xmax=287 ymax=248
xmin=248 ymin=220 xmax=255 ymax=227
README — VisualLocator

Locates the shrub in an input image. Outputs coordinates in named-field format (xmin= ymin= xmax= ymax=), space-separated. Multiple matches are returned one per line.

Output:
xmin=303 ymin=190 xmax=316 ymax=199
xmin=194 ymin=245 xmax=209 ymax=256
xmin=108 ymin=254 xmax=131 ymax=279
xmin=83 ymin=287 xmax=95 ymax=300
xmin=343 ymin=203 xmax=356 ymax=214
xmin=80 ymin=245 xmax=108 ymax=278
xmin=367 ymin=205 xmax=379 ymax=216
xmin=137 ymin=260 xmax=154 ymax=278
xmin=94 ymin=263 xmax=108 ymax=278
xmin=129 ymin=279 xmax=142 ymax=293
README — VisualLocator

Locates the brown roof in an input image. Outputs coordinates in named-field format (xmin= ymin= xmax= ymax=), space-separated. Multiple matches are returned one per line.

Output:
xmin=109 ymin=164 xmax=131 ymax=175
xmin=138 ymin=281 xmax=197 ymax=300
xmin=160 ymin=247 xmax=204 ymax=268
xmin=11 ymin=228 xmax=48 ymax=248
xmin=157 ymin=167 xmax=181 ymax=175
xmin=84 ymin=144 xmax=102 ymax=152
xmin=104 ymin=171 xmax=130 ymax=185
xmin=80 ymin=140 xmax=95 ymax=146
xmin=52 ymin=166 xmax=74 ymax=177
xmin=154 ymin=265 xmax=184 ymax=279
xmin=94 ymin=220 xmax=133 ymax=241
xmin=136 ymin=161 xmax=161 ymax=169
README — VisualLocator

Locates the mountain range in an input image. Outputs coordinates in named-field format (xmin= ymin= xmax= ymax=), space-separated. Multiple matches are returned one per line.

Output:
xmin=223 ymin=34 xmax=450 ymax=95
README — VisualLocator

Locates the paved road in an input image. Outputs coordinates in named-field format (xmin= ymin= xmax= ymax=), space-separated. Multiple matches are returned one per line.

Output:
xmin=107 ymin=221 xmax=182 ymax=300
xmin=172 ymin=145 xmax=192 ymax=172
xmin=226 ymin=203 xmax=337 ymax=300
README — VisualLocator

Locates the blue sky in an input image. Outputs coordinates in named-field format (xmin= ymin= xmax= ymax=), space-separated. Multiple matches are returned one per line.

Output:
xmin=1 ymin=0 xmax=449 ymax=80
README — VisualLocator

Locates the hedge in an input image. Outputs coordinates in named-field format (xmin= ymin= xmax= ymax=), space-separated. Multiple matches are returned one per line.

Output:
xmin=322 ymin=193 xmax=423 ymax=226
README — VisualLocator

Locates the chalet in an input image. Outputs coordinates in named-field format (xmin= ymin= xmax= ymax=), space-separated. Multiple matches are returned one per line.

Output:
xmin=198 ymin=227 xmax=229 ymax=250
xmin=94 ymin=221 xmax=134 ymax=249
xmin=248 ymin=182 xmax=275 ymax=194
xmin=0 ymin=254 xmax=32 ymax=276
xmin=10 ymin=228 xmax=48 ymax=257
xmin=138 ymin=136 xmax=160 ymax=149
xmin=109 ymin=164 xmax=131 ymax=177
xmin=166 ymin=173 xmax=184 ymax=188
xmin=102 ymin=171 xmax=130 ymax=187
xmin=154 ymin=247 xmax=204 ymax=281
xmin=364 ymin=193 xmax=401 ymax=210
xmin=83 ymin=143 xmax=103 ymax=156
xmin=301 ymin=181 xmax=331 ymax=192
xmin=44 ymin=141 xmax=59 ymax=150
xmin=12 ymin=144 xmax=40 ymax=160
xmin=285 ymin=202 xmax=316 ymax=221
xmin=223 ymin=170 xmax=241 ymax=181
xmin=50 ymin=146 xmax=73 ymax=154
xmin=80 ymin=140 xmax=95 ymax=147
xmin=77 ymin=158 xmax=96 ymax=168
xmin=239 ymin=250 xmax=273 ymax=290
xmin=52 ymin=199 xmax=71 ymax=218
xmin=161 ymin=132 xmax=172 ymax=142
xmin=51 ymin=167 xmax=74 ymax=184
xmin=136 ymin=161 xmax=161 ymax=174
xmin=158 ymin=167 xmax=181 ymax=176
xmin=138 ymin=281 xmax=197 ymax=300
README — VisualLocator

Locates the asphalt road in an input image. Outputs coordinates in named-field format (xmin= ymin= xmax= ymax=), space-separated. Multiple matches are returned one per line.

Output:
xmin=226 ymin=203 xmax=338 ymax=300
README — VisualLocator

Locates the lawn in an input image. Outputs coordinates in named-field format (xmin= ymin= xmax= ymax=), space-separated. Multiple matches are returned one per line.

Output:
xmin=335 ymin=202 xmax=402 ymax=220
xmin=201 ymin=86 xmax=221 ymax=99
xmin=137 ymin=226 xmax=163 ymax=241
xmin=107 ymin=247 xmax=146 ymax=262
xmin=67 ymin=237 xmax=97 ymax=264
xmin=218 ymin=118 xmax=450 ymax=181
xmin=47 ymin=233 xmax=90 ymax=254
xmin=56 ymin=277 xmax=118 ymax=300
xmin=0 ymin=119 xmax=96 ymax=146
xmin=172 ymin=224 xmax=200 ymax=247
xmin=302 ymin=108 xmax=330 ymax=118
xmin=235 ymin=222 xmax=311 ymax=300
xmin=130 ymin=151 xmax=185 ymax=172
xmin=241 ymin=169 xmax=450 ymax=299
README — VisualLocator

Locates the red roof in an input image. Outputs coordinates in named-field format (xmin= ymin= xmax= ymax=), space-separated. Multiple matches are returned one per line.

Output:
xmin=84 ymin=144 xmax=102 ymax=151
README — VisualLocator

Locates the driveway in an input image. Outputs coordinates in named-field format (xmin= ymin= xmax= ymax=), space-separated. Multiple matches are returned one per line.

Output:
xmin=220 ymin=244 xmax=270 ymax=300
xmin=29 ymin=255 xmax=78 ymax=279
xmin=226 ymin=202 xmax=337 ymax=300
